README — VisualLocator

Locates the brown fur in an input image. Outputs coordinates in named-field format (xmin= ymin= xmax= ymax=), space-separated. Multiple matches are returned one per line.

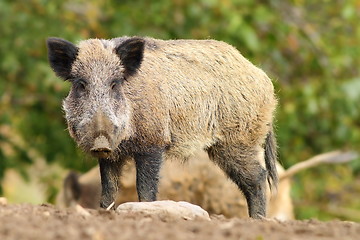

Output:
xmin=60 ymin=38 xmax=276 ymax=159
xmin=47 ymin=37 xmax=277 ymax=218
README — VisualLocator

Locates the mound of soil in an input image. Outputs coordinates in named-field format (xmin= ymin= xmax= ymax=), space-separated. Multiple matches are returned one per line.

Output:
xmin=0 ymin=203 xmax=359 ymax=240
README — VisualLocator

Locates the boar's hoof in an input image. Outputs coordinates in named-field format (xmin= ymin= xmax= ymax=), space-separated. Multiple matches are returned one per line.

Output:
xmin=90 ymin=135 xmax=112 ymax=158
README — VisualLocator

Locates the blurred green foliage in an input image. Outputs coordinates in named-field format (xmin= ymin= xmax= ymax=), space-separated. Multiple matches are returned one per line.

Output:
xmin=0 ymin=0 xmax=359 ymax=220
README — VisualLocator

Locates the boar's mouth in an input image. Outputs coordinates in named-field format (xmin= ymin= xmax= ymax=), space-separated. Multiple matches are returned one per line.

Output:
xmin=90 ymin=135 xmax=113 ymax=159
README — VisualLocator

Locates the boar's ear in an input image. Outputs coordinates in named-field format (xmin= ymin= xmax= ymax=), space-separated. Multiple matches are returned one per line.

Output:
xmin=63 ymin=171 xmax=81 ymax=201
xmin=46 ymin=37 xmax=78 ymax=80
xmin=115 ymin=37 xmax=145 ymax=77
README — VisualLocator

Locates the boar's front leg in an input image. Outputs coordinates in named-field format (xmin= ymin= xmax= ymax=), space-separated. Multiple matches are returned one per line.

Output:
xmin=98 ymin=159 xmax=124 ymax=209
xmin=134 ymin=149 xmax=163 ymax=202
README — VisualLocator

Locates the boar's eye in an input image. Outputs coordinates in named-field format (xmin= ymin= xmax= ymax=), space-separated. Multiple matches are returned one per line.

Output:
xmin=110 ymin=79 xmax=121 ymax=90
xmin=74 ymin=78 xmax=88 ymax=95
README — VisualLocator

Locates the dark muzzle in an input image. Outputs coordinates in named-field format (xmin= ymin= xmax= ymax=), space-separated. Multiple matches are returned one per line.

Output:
xmin=90 ymin=135 xmax=112 ymax=158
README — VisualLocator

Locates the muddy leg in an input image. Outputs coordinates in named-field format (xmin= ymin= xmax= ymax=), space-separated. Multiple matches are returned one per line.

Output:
xmin=208 ymin=145 xmax=267 ymax=219
xmin=98 ymin=159 xmax=124 ymax=209
xmin=134 ymin=150 xmax=163 ymax=202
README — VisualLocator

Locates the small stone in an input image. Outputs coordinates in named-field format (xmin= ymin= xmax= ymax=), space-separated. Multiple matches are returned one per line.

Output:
xmin=76 ymin=204 xmax=91 ymax=217
xmin=43 ymin=211 xmax=50 ymax=217
xmin=0 ymin=197 xmax=7 ymax=205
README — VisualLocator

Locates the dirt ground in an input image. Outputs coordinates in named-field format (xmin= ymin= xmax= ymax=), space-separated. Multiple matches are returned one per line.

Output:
xmin=0 ymin=203 xmax=359 ymax=240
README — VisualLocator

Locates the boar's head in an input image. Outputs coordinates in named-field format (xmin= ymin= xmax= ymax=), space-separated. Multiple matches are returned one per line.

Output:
xmin=47 ymin=37 xmax=145 ymax=159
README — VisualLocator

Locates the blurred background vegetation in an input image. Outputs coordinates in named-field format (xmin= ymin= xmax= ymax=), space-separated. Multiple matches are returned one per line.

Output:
xmin=0 ymin=0 xmax=359 ymax=220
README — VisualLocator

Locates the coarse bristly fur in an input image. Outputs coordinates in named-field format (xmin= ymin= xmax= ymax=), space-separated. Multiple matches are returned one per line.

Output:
xmin=47 ymin=36 xmax=278 ymax=218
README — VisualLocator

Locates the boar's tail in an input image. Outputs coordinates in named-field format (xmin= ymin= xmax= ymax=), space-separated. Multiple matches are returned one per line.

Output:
xmin=264 ymin=125 xmax=278 ymax=191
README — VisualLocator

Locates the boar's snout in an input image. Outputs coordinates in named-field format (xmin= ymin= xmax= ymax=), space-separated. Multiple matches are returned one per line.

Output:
xmin=87 ymin=111 xmax=119 ymax=159
xmin=90 ymin=135 xmax=112 ymax=158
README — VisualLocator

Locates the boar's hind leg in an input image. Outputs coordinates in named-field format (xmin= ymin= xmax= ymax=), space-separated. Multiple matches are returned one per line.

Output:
xmin=98 ymin=159 xmax=124 ymax=209
xmin=134 ymin=150 xmax=163 ymax=202
xmin=207 ymin=145 xmax=267 ymax=219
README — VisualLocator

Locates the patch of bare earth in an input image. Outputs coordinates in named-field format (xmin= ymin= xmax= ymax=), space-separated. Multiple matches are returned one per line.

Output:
xmin=0 ymin=204 xmax=359 ymax=240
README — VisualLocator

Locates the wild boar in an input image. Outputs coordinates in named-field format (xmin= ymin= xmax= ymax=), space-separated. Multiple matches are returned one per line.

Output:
xmin=47 ymin=36 xmax=278 ymax=218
